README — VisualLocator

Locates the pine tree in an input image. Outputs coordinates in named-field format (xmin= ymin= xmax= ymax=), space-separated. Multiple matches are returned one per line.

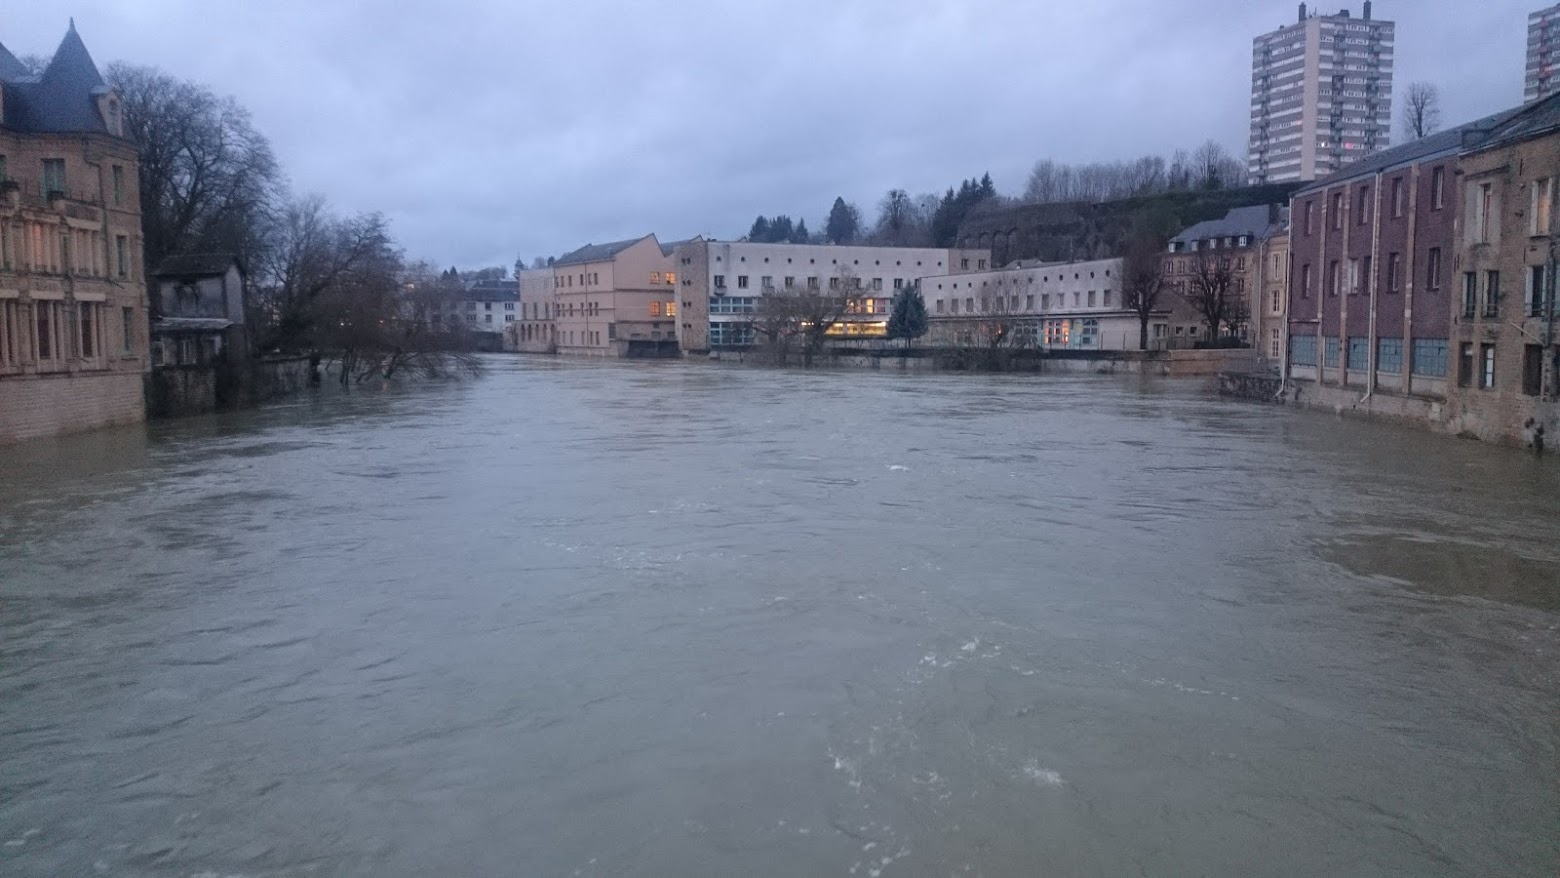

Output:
xmin=826 ymin=197 xmax=860 ymax=245
xmin=748 ymin=216 xmax=771 ymax=242
xmin=791 ymin=218 xmax=810 ymax=244
xmin=886 ymin=287 xmax=930 ymax=347
xmin=770 ymin=215 xmax=794 ymax=243
xmin=978 ymin=173 xmax=996 ymax=199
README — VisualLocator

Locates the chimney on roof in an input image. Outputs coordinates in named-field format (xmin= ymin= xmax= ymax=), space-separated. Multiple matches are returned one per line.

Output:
xmin=1363 ymin=1 xmax=1371 ymax=19
xmin=1299 ymin=2 xmax=1307 ymax=22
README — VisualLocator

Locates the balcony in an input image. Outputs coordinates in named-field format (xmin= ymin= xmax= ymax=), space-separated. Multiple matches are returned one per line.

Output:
xmin=1 ymin=176 xmax=104 ymax=212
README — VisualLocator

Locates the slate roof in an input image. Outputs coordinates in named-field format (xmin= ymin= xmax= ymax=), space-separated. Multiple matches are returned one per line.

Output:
xmin=1295 ymin=104 xmax=1529 ymax=196
xmin=461 ymin=279 xmax=519 ymax=302
xmin=553 ymin=237 xmax=649 ymax=267
xmin=1466 ymin=91 xmax=1560 ymax=153
xmin=0 ymin=43 xmax=30 ymax=80
xmin=658 ymin=238 xmax=697 ymax=256
xmin=1171 ymin=205 xmax=1285 ymax=245
xmin=0 ymin=22 xmax=113 ymax=136
xmin=154 ymin=254 xmax=244 ymax=279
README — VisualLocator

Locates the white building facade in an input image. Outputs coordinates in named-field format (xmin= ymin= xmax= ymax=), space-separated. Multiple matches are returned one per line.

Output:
xmin=671 ymin=241 xmax=988 ymax=354
xmin=921 ymin=257 xmax=1176 ymax=351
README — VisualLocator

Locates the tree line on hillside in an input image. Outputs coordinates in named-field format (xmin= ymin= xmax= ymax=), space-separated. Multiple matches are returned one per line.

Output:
xmin=108 ymin=63 xmax=480 ymax=385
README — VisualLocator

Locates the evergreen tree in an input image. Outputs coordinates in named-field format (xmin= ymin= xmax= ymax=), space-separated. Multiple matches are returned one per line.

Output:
xmin=885 ymin=287 xmax=930 ymax=348
xmin=769 ymin=215 xmax=794 ymax=243
xmin=826 ymin=197 xmax=861 ymax=245
xmin=978 ymin=173 xmax=996 ymax=199
xmin=791 ymin=218 xmax=810 ymax=244
xmin=748 ymin=216 xmax=771 ymax=242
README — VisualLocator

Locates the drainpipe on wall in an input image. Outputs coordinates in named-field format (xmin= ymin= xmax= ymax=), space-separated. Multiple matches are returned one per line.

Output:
xmin=1360 ymin=170 xmax=1385 ymax=405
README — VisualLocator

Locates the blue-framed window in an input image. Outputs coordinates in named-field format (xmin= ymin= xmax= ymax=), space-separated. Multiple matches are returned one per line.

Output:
xmin=1323 ymin=336 xmax=1341 ymax=367
xmin=1289 ymin=334 xmax=1317 ymax=367
xmin=1348 ymin=337 xmax=1370 ymax=370
xmin=1376 ymin=338 xmax=1404 ymax=373
xmin=708 ymin=322 xmax=754 ymax=347
xmin=1411 ymin=339 xmax=1448 ymax=377
xmin=709 ymin=296 xmax=757 ymax=315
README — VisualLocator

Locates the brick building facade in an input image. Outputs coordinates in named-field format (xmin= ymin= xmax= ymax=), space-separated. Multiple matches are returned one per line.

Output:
xmin=0 ymin=24 xmax=149 ymax=444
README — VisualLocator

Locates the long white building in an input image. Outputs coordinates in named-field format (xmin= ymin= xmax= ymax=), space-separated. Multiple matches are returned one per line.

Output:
xmin=671 ymin=241 xmax=989 ymax=353
xmin=919 ymin=257 xmax=1208 ymax=351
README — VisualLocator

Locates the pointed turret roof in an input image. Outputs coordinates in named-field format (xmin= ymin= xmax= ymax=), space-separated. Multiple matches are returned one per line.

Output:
xmin=1 ymin=21 xmax=114 ymax=135
xmin=0 ymin=42 xmax=30 ymax=81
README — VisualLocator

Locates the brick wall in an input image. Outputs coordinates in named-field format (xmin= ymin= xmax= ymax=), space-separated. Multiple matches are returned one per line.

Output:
xmin=0 ymin=371 xmax=145 ymax=444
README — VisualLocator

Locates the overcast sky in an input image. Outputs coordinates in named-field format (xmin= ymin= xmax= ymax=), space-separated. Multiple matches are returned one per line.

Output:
xmin=4 ymin=0 xmax=1543 ymax=268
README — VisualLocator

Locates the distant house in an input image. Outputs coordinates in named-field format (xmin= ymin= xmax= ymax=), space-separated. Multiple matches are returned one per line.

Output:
xmin=150 ymin=254 xmax=246 ymax=368
xmin=431 ymin=277 xmax=516 ymax=352
xmin=146 ymin=254 xmax=247 ymax=416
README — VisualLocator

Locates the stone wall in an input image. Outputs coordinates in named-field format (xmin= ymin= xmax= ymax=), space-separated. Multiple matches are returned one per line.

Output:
xmin=0 ymin=372 xmax=145 ymax=444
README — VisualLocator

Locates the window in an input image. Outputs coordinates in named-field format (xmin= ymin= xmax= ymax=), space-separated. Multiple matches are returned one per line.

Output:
xmin=960 ymin=259 xmax=969 ymax=269
xmin=1458 ymin=343 xmax=1475 ymax=387
xmin=1348 ymin=337 xmax=1369 ymax=371
xmin=1481 ymin=344 xmax=1495 ymax=389
xmin=112 ymin=165 xmax=125 ymax=207
xmin=1087 ymin=291 xmax=1096 ymax=307
xmin=1524 ymin=344 xmax=1544 ymax=396
xmin=1300 ymin=263 xmax=1312 ymax=299
xmin=484 ymin=314 xmax=492 ymax=323
xmin=1269 ymin=328 xmax=1281 ymax=358
xmin=1376 ymin=337 xmax=1403 ymax=373
xmin=950 ymin=298 xmax=959 ymax=314
xmin=1356 ymin=185 xmax=1370 ymax=225
xmin=893 ymin=278 xmax=903 ymax=290
xmin=1529 ymin=265 xmax=1550 ymax=317
xmin=761 ymin=276 xmax=773 ymax=289
xmin=665 ymin=272 xmax=676 ymax=285
xmin=829 ymin=277 xmax=839 ymax=291
xmin=0 ymin=154 xmax=6 ymax=184
xmin=1290 ymin=334 xmax=1317 ymax=366
xmin=42 ymin=158 xmax=66 ymax=196
xmin=504 ymin=302 xmax=515 ymax=310
xmin=977 ymin=259 xmax=987 ymax=270
xmin=122 ymin=306 xmax=134 ymax=353
xmin=713 ymin=275 xmax=726 ymax=288
xmin=1328 ymin=260 xmax=1341 ymax=296
xmin=35 ymin=302 xmax=54 ymax=361
xmin=116 ymin=235 xmax=128 ymax=278
xmin=1331 ymin=192 xmax=1344 ymax=229
xmin=1323 ymin=336 xmax=1340 ymax=367
xmin=1386 ymin=252 xmax=1402 ymax=293
xmin=1304 ymin=200 xmax=1316 ymax=235
xmin=1462 ymin=273 xmax=1478 ymax=318
xmin=737 ymin=275 xmax=749 ymax=289
xmin=1391 ymin=176 xmax=1405 ymax=218
xmin=1041 ymin=294 xmax=1050 ymax=310
xmin=1431 ymin=166 xmax=1446 ymax=210
xmin=79 ymin=303 xmax=95 ymax=360
xmin=1483 ymin=271 xmax=1500 ymax=318
xmin=649 ymin=272 xmax=660 ymax=284
xmin=1103 ymin=291 xmax=1113 ymax=307
xmin=1471 ymin=182 xmax=1494 ymax=243
xmin=1026 ymin=294 xmax=1034 ymax=310
xmin=807 ymin=277 xmax=819 ymax=290
xmin=1412 ymin=339 xmax=1448 ymax=377
xmin=1532 ymin=178 xmax=1553 ymax=236
xmin=935 ymin=299 xmax=945 ymax=314
xmin=484 ymin=302 xmax=492 ymax=311
xmin=784 ymin=276 xmax=795 ymax=288
xmin=1427 ymin=248 xmax=1442 ymax=291
xmin=650 ymin=301 xmax=662 ymax=318
xmin=872 ymin=278 xmax=883 ymax=291
xmin=965 ymin=298 xmax=974 ymax=313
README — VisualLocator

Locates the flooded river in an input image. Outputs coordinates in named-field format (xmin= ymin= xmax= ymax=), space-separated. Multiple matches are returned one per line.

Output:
xmin=2 ymin=358 xmax=1557 ymax=876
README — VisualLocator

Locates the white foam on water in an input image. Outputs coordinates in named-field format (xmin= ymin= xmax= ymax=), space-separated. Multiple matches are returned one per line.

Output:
xmin=1022 ymin=759 xmax=1065 ymax=787
xmin=887 ymin=465 xmax=909 ymax=472
xmin=960 ymin=638 xmax=979 ymax=653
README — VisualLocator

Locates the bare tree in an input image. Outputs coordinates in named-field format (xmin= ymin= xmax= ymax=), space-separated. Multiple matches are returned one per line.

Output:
xmin=873 ymin=189 xmax=914 ymax=246
xmin=107 ymin=64 xmax=282 ymax=290
xmin=1402 ymin=82 xmax=1442 ymax=141
xmin=1191 ymin=140 xmax=1244 ymax=190
xmin=18 ymin=54 xmax=49 ymax=75
xmin=1121 ymin=234 xmax=1167 ymax=350
xmin=1186 ymin=247 xmax=1245 ymax=343
xmin=749 ymin=268 xmax=864 ymax=367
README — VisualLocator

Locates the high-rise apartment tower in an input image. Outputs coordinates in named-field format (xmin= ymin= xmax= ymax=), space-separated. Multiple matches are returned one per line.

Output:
xmin=1250 ymin=3 xmax=1395 ymax=184
xmin=1527 ymin=3 xmax=1560 ymax=103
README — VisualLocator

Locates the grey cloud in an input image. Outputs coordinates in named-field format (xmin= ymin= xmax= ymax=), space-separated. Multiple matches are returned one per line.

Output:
xmin=5 ymin=0 xmax=1537 ymax=267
